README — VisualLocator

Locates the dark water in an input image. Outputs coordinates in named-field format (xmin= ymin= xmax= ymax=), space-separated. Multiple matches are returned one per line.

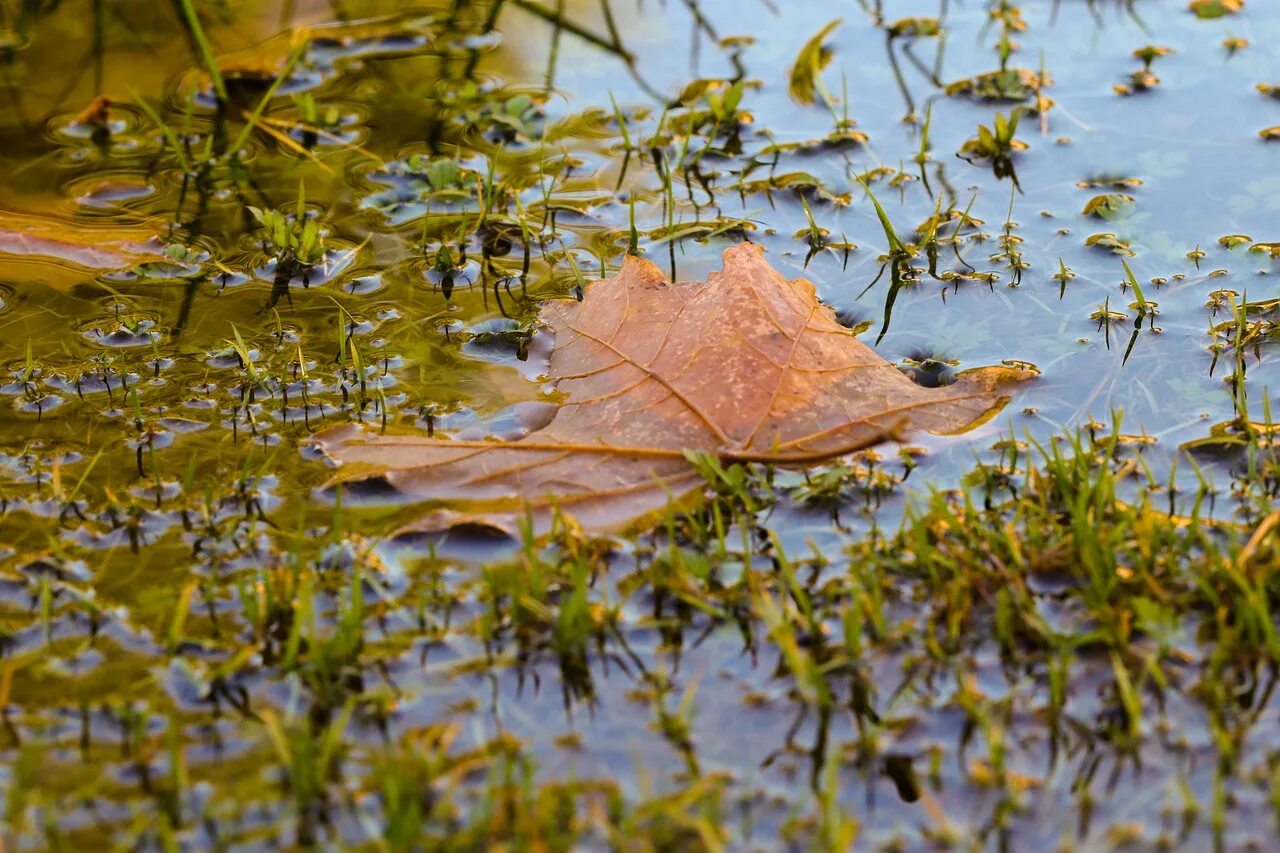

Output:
xmin=1 ymin=0 xmax=1279 ymax=848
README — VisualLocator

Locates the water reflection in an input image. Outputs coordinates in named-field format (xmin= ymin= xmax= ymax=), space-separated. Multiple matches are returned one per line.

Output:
xmin=1 ymin=0 xmax=1279 ymax=847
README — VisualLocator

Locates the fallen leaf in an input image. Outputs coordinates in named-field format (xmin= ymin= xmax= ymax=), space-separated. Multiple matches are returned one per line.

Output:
xmin=0 ymin=210 xmax=168 ymax=270
xmin=314 ymin=244 xmax=1032 ymax=534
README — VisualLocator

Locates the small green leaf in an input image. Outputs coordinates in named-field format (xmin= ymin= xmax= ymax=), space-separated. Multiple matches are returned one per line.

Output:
xmin=788 ymin=19 xmax=842 ymax=106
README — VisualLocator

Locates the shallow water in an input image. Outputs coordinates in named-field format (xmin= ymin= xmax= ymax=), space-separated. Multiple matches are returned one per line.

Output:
xmin=2 ymin=0 xmax=1280 ymax=848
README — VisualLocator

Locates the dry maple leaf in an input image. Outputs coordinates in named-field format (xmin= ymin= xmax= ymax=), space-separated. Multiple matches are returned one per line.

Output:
xmin=0 ymin=210 xmax=167 ymax=270
xmin=313 ymin=243 xmax=1032 ymax=534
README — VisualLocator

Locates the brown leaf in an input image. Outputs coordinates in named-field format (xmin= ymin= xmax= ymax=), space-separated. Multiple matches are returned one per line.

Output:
xmin=0 ymin=210 xmax=168 ymax=270
xmin=314 ymin=244 xmax=1032 ymax=534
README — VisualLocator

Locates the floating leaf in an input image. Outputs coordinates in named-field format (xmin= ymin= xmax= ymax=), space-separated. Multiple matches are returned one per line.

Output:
xmin=314 ymin=244 xmax=1032 ymax=534
xmin=1189 ymin=0 xmax=1243 ymax=18
xmin=1219 ymin=234 xmax=1254 ymax=248
xmin=788 ymin=19 xmax=842 ymax=106
xmin=888 ymin=17 xmax=942 ymax=38
xmin=740 ymin=171 xmax=852 ymax=205
xmin=1082 ymin=194 xmax=1136 ymax=219
xmin=1133 ymin=45 xmax=1174 ymax=63
xmin=1085 ymin=232 xmax=1135 ymax=256
xmin=0 ymin=210 xmax=167 ymax=270
xmin=946 ymin=68 xmax=1043 ymax=102
xmin=1077 ymin=175 xmax=1143 ymax=190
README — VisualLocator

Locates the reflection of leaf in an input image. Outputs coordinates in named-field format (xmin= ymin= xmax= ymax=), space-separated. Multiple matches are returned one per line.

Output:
xmin=1136 ymin=150 xmax=1190 ymax=178
xmin=1165 ymin=375 xmax=1222 ymax=410
xmin=315 ymin=244 xmax=1032 ymax=533
xmin=0 ymin=210 xmax=167 ymax=270
xmin=788 ymin=19 xmax=842 ymax=106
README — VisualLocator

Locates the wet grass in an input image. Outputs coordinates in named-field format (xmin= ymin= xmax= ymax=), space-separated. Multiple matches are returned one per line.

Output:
xmin=15 ymin=416 xmax=1280 ymax=848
